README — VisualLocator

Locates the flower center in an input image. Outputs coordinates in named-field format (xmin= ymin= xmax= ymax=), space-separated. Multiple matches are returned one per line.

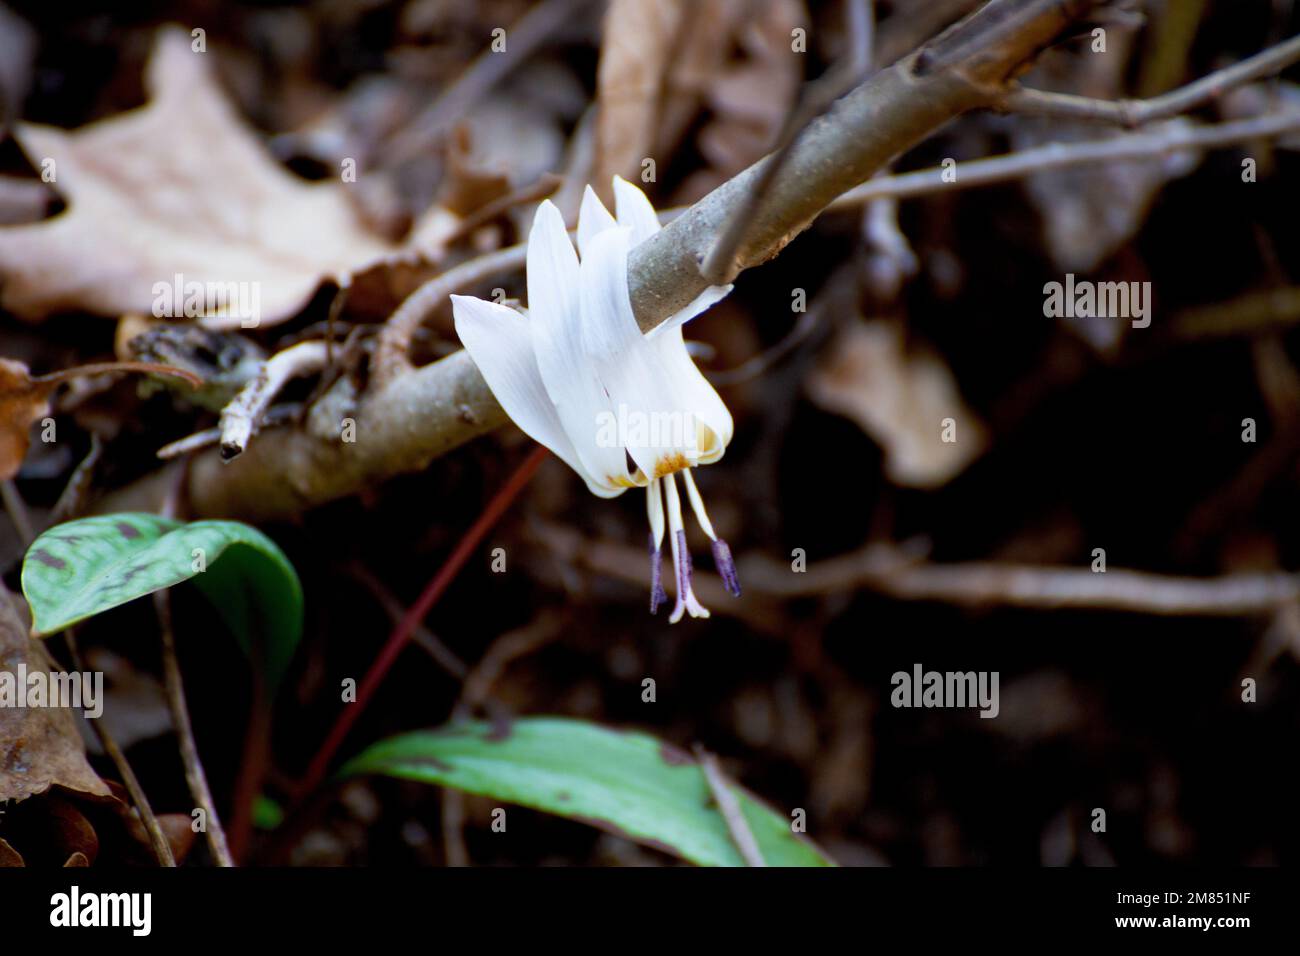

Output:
xmin=645 ymin=469 xmax=741 ymax=623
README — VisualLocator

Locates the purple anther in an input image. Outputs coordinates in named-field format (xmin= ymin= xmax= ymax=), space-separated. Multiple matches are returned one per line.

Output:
xmin=649 ymin=533 xmax=666 ymax=614
xmin=711 ymin=538 xmax=742 ymax=597
xmin=671 ymin=529 xmax=692 ymax=620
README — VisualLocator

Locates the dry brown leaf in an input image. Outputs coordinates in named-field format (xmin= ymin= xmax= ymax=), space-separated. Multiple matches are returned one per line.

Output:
xmin=0 ymin=27 xmax=406 ymax=326
xmin=44 ymin=793 xmax=101 ymax=865
xmin=0 ymin=587 xmax=111 ymax=804
xmin=0 ymin=357 xmax=200 ymax=480
xmin=807 ymin=320 xmax=987 ymax=489
xmin=1015 ymin=30 xmax=1199 ymax=280
xmin=593 ymin=0 xmax=749 ymax=193
xmin=0 ymin=837 xmax=22 ymax=866
xmin=676 ymin=0 xmax=805 ymax=202
xmin=0 ymin=357 xmax=52 ymax=482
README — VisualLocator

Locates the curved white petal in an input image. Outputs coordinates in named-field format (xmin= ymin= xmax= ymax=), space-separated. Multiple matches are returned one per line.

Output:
xmin=577 ymin=185 xmax=618 ymax=260
xmin=526 ymin=200 xmax=579 ymax=329
xmin=451 ymin=294 xmax=616 ymax=495
xmin=525 ymin=200 xmax=631 ymax=494
xmin=649 ymin=323 xmax=733 ymax=462
xmin=578 ymin=226 xmax=715 ymax=477
xmin=612 ymin=176 xmax=661 ymax=247
xmin=649 ymin=283 xmax=734 ymax=339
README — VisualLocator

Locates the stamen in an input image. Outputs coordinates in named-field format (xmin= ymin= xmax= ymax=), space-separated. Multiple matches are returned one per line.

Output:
xmin=681 ymin=468 xmax=741 ymax=598
xmin=648 ymin=532 xmax=666 ymax=614
xmin=663 ymin=473 xmax=710 ymax=623
xmin=680 ymin=468 xmax=717 ymax=539
xmin=646 ymin=480 xmax=667 ymax=613
xmin=646 ymin=478 xmax=665 ymax=549
xmin=711 ymin=539 xmax=742 ymax=597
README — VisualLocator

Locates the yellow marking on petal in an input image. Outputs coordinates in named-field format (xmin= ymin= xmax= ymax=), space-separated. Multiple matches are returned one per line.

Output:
xmin=652 ymin=453 xmax=690 ymax=479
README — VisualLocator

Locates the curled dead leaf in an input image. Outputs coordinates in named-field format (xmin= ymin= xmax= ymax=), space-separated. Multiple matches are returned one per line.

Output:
xmin=807 ymin=320 xmax=987 ymax=489
xmin=0 ymin=27 xmax=415 ymax=326
xmin=0 ymin=357 xmax=200 ymax=481
xmin=0 ymin=587 xmax=110 ymax=804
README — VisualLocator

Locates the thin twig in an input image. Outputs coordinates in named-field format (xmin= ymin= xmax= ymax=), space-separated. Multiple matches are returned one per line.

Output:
xmin=48 ymin=434 xmax=103 ymax=523
xmin=218 ymin=341 xmax=328 ymax=461
xmin=294 ymin=446 xmax=548 ymax=799
xmin=64 ymin=630 xmax=176 ymax=867
xmin=154 ymin=108 xmax=1300 ymax=523
xmin=2 ymin=482 xmax=175 ymax=867
xmin=699 ymin=0 xmax=875 ymax=285
xmin=156 ymin=589 xmax=235 ymax=866
xmin=454 ymin=611 xmax=562 ymax=717
xmin=441 ymin=790 xmax=469 ymax=868
xmin=373 ymin=244 xmax=529 ymax=385
xmin=539 ymin=523 xmax=1300 ymax=618
xmin=387 ymin=0 xmax=596 ymax=166
xmin=830 ymin=111 xmax=1300 ymax=208
xmin=1 ymin=479 xmax=34 ymax=543
xmin=695 ymin=747 xmax=766 ymax=867
xmin=157 ymin=405 xmax=301 ymax=460
xmin=120 ymin=0 xmax=1112 ymax=520
xmin=999 ymin=33 xmax=1300 ymax=125
xmin=347 ymin=562 xmax=469 ymax=681
xmin=439 ymin=173 xmax=564 ymax=248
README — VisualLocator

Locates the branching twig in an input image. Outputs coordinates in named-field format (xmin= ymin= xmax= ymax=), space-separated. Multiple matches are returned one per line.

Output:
xmin=64 ymin=629 xmax=176 ymax=867
xmin=347 ymin=562 xmax=469 ymax=681
xmin=111 ymin=0 xmax=1125 ymax=520
xmin=3 ymin=485 xmax=175 ymax=866
xmin=998 ymin=33 xmax=1300 ymax=126
xmin=372 ymin=244 xmax=529 ymax=385
xmin=157 ymin=405 xmax=301 ymax=460
xmin=386 ymin=0 xmax=596 ymax=166
xmin=699 ymin=0 xmax=875 ymax=285
xmin=218 ymin=341 xmax=328 ymax=461
xmin=539 ymin=523 xmax=1300 ymax=618
xmin=156 ymin=589 xmax=235 ymax=866
xmin=829 ymin=111 xmax=1300 ymax=208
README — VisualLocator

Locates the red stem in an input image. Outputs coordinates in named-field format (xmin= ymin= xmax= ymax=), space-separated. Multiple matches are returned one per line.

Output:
xmin=295 ymin=446 xmax=548 ymax=798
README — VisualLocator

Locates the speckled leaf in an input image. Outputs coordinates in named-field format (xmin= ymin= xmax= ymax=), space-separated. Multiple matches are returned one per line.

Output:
xmin=21 ymin=513 xmax=301 ymax=686
xmin=342 ymin=717 xmax=833 ymax=867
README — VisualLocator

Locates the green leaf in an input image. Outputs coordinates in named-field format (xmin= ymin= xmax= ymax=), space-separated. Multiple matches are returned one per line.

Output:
xmin=342 ymin=717 xmax=833 ymax=867
xmin=21 ymin=513 xmax=302 ymax=687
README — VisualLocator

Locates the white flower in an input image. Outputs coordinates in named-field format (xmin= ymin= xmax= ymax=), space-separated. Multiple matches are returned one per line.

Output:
xmin=451 ymin=177 xmax=741 ymax=622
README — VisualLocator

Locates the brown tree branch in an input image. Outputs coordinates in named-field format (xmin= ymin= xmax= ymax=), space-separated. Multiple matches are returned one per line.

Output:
xmin=998 ymin=33 xmax=1300 ymax=126
xmin=160 ymin=0 xmax=1105 ymax=520
xmin=829 ymin=110 xmax=1300 ymax=208
xmin=538 ymin=524 xmax=1300 ymax=618
xmin=177 ymin=1 xmax=1098 ymax=517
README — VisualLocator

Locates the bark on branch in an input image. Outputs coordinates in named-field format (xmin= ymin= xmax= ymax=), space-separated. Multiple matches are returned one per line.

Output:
xmin=178 ymin=0 xmax=1104 ymax=520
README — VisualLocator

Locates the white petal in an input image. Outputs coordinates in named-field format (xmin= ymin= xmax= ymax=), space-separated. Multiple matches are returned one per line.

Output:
xmin=647 ymin=477 xmax=665 ymax=548
xmin=578 ymin=226 xmax=714 ymax=478
xmin=609 ymin=178 xmax=732 ymax=457
xmin=612 ymin=176 xmax=661 ymax=247
xmin=451 ymin=294 xmax=610 ymax=493
xmin=526 ymin=200 xmax=579 ymax=331
xmin=526 ymin=202 xmax=633 ymax=494
xmin=648 ymin=323 xmax=733 ymax=462
xmin=577 ymin=185 xmax=617 ymax=260
xmin=649 ymin=283 xmax=734 ymax=338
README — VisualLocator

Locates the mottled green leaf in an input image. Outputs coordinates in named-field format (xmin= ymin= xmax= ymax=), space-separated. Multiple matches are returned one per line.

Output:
xmin=342 ymin=717 xmax=833 ymax=867
xmin=21 ymin=513 xmax=301 ymax=686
